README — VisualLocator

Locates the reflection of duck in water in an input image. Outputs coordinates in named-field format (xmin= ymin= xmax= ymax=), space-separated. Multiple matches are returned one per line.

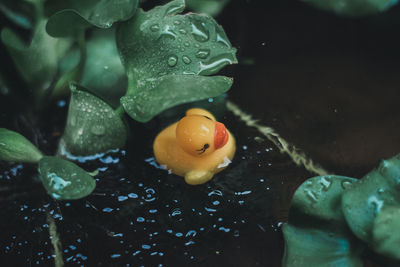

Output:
xmin=153 ymin=108 xmax=236 ymax=185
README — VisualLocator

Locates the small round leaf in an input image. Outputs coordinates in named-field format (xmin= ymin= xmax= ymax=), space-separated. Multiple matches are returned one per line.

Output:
xmin=0 ymin=128 xmax=43 ymax=163
xmin=39 ymin=156 xmax=96 ymax=200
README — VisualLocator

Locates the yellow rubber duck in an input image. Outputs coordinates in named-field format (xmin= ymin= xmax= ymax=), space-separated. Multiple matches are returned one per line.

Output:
xmin=153 ymin=108 xmax=236 ymax=185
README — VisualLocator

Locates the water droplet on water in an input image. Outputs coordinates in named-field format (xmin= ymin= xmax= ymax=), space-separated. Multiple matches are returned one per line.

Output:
xmin=182 ymin=56 xmax=191 ymax=64
xmin=168 ymin=56 xmax=178 ymax=67
xmin=191 ymin=22 xmax=209 ymax=42
xmin=196 ymin=49 xmax=210 ymax=59
xmin=91 ymin=125 xmax=105 ymax=136
xmin=150 ymin=24 xmax=160 ymax=32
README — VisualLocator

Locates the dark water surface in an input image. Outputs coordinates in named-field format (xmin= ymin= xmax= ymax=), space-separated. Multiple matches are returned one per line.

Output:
xmin=1 ymin=0 xmax=400 ymax=266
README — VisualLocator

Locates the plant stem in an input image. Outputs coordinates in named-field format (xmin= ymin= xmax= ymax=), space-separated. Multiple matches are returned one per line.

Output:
xmin=115 ymin=105 xmax=125 ymax=118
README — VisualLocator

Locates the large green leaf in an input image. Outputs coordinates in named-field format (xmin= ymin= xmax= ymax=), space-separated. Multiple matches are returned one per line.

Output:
xmin=341 ymin=154 xmax=400 ymax=243
xmin=117 ymin=0 xmax=237 ymax=122
xmin=39 ymin=156 xmax=96 ymax=200
xmin=185 ymin=0 xmax=230 ymax=17
xmin=1 ymin=19 xmax=71 ymax=96
xmin=81 ymin=28 xmax=127 ymax=108
xmin=45 ymin=0 xmax=139 ymax=37
xmin=301 ymin=0 xmax=398 ymax=17
xmin=0 ymin=128 xmax=43 ymax=163
xmin=61 ymin=83 xmax=128 ymax=156
xmin=283 ymin=175 xmax=363 ymax=267
xmin=372 ymin=206 xmax=400 ymax=260
xmin=121 ymin=75 xmax=232 ymax=122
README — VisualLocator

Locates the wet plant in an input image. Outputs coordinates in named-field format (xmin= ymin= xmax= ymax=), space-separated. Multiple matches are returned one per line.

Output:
xmin=283 ymin=153 xmax=400 ymax=266
xmin=0 ymin=0 xmax=237 ymax=200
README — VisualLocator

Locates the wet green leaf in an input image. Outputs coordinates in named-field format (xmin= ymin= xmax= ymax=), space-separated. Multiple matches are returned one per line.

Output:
xmin=39 ymin=156 xmax=96 ymax=200
xmin=301 ymin=0 xmax=398 ymax=17
xmin=283 ymin=224 xmax=363 ymax=267
xmin=45 ymin=0 xmax=139 ymax=37
xmin=81 ymin=28 xmax=127 ymax=108
xmin=1 ymin=19 xmax=71 ymax=96
xmin=341 ymin=154 xmax=400 ymax=243
xmin=289 ymin=175 xmax=358 ymax=224
xmin=121 ymin=75 xmax=232 ymax=122
xmin=0 ymin=128 xmax=43 ymax=163
xmin=372 ymin=206 xmax=400 ymax=260
xmin=283 ymin=175 xmax=363 ymax=267
xmin=117 ymin=0 xmax=237 ymax=122
xmin=185 ymin=0 xmax=230 ymax=17
xmin=61 ymin=83 xmax=128 ymax=156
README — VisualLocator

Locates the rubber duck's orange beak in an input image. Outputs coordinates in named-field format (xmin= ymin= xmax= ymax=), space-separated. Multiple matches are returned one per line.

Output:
xmin=214 ymin=122 xmax=229 ymax=150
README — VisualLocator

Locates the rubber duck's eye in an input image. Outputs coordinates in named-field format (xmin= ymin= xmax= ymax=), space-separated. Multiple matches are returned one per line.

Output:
xmin=196 ymin=144 xmax=210 ymax=154
xmin=203 ymin=116 xmax=212 ymax=120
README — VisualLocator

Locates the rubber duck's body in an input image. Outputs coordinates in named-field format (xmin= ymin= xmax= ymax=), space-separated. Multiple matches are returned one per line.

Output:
xmin=153 ymin=108 xmax=236 ymax=185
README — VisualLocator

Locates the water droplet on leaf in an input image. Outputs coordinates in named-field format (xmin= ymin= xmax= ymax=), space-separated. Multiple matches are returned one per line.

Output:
xmin=167 ymin=56 xmax=178 ymax=67
xmin=91 ymin=125 xmax=105 ymax=136
xmin=182 ymin=56 xmax=191 ymax=64
xmin=150 ymin=24 xmax=160 ymax=32
xmin=191 ymin=21 xmax=209 ymax=42
xmin=196 ymin=49 xmax=210 ymax=59
xmin=341 ymin=180 xmax=353 ymax=190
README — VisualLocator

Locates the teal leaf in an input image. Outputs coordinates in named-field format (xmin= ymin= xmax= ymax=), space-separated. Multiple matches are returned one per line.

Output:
xmin=120 ymin=75 xmax=232 ymax=122
xmin=289 ymin=175 xmax=358 ymax=224
xmin=283 ymin=175 xmax=363 ymax=267
xmin=1 ymin=19 xmax=71 ymax=97
xmin=0 ymin=128 xmax=43 ymax=163
xmin=301 ymin=0 xmax=398 ymax=17
xmin=46 ymin=0 xmax=139 ymax=37
xmin=81 ymin=28 xmax=127 ymax=108
xmin=372 ymin=206 xmax=400 ymax=260
xmin=39 ymin=156 xmax=96 ymax=200
xmin=117 ymin=0 xmax=237 ymax=122
xmin=185 ymin=0 xmax=230 ymax=17
xmin=61 ymin=83 xmax=128 ymax=156
xmin=283 ymin=224 xmax=363 ymax=267
xmin=341 ymin=154 xmax=400 ymax=243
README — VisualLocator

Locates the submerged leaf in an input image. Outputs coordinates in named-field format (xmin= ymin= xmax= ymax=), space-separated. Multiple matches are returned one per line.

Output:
xmin=341 ymin=154 xmax=400 ymax=243
xmin=46 ymin=0 xmax=139 ymax=37
xmin=372 ymin=206 xmax=400 ymax=260
xmin=1 ymin=19 xmax=71 ymax=95
xmin=39 ymin=156 xmax=96 ymax=200
xmin=185 ymin=0 xmax=230 ymax=17
xmin=283 ymin=175 xmax=363 ymax=267
xmin=117 ymin=0 xmax=237 ymax=122
xmin=0 ymin=128 xmax=43 ymax=163
xmin=61 ymin=83 xmax=128 ymax=156
xmin=121 ymin=75 xmax=232 ymax=122
xmin=301 ymin=0 xmax=398 ymax=17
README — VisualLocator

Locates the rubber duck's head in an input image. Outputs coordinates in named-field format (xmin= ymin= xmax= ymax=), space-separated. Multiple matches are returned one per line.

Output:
xmin=176 ymin=108 xmax=229 ymax=157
